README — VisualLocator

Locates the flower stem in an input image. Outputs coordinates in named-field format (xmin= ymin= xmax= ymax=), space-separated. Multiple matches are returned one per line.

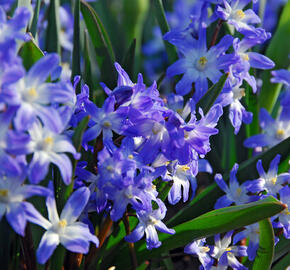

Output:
xmin=123 ymin=212 xmax=138 ymax=269
xmin=210 ymin=19 xmax=223 ymax=47
xmin=85 ymin=216 xmax=113 ymax=268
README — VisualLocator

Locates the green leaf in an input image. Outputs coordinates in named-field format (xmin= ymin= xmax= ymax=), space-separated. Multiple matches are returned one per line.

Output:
xmin=45 ymin=0 xmax=61 ymax=54
xmin=152 ymin=0 xmax=178 ymax=63
xmin=80 ymin=0 xmax=116 ymax=87
xmin=272 ymin=253 xmax=290 ymax=270
xmin=253 ymin=219 xmax=275 ymax=270
xmin=122 ymin=0 xmax=149 ymax=73
xmin=122 ymin=39 xmax=136 ymax=79
xmin=259 ymin=1 xmax=290 ymax=112
xmin=196 ymin=73 xmax=229 ymax=115
xmin=114 ymin=197 xmax=284 ymax=268
xmin=245 ymin=82 xmax=259 ymax=140
xmin=71 ymin=0 xmax=81 ymax=88
xmin=167 ymin=136 xmax=290 ymax=227
xmin=19 ymin=35 xmax=44 ymax=70
xmin=29 ymin=0 xmax=41 ymax=37
xmin=273 ymin=237 xmax=290 ymax=262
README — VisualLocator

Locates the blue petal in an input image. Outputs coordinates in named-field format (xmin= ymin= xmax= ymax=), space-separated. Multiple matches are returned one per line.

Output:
xmin=60 ymin=187 xmax=90 ymax=223
xmin=243 ymin=134 xmax=272 ymax=148
xmin=125 ymin=223 xmax=145 ymax=242
xmin=248 ymin=52 xmax=275 ymax=70
xmin=26 ymin=54 xmax=59 ymax=87
xmin=36 ymin=231 xmax=59 ymax=264
xmin=49 ymin=153 xmax=72 ymax=185
xmin=6 ymin=202 xmax=26 ymax=236
xmin=28 ymin=153 xmax=50 ymax=184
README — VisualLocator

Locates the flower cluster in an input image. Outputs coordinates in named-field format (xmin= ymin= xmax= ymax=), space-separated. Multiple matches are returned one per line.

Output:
xmin=0 ymin=0 xmax=289 ymax=269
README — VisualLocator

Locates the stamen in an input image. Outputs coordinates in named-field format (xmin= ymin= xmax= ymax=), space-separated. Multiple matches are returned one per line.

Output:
xmin=196 ymin=56 xmax=208 ymax=71
xmin=271 ymin=177 xmax=277 ymax=185
xmin=276 ymin=129 xmax=285 ymax=139
xmin=44 ymin=136 xmax=54 ymax=146
xmin=235 ymin=9 xmax=245 ymax=20
xmin=28 ymin=88 xmax=38 ymax=98
xmin=103 ymin=121 xmax=112 ymax=128
xmin=0 ymin=189 xmax=8 ymax=197
xmin=180 ymin=165 xmax=190 ymax=172
xmin=58 ymin=219 xmax=67 ymax=228
xmin=201 ymin=246 xmax=210 ymax=253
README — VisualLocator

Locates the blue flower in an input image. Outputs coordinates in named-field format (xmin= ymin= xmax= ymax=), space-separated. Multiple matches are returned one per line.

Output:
xmin=184 ymin=238 xmax=213 ymax=270
xmin=271 ymin=69 xmax=290 ymax=86
xmin=214 ymin=164 xmax=251 ymax=209
xmin=1 ymin=54 xmax=74 ymax=131
xmin=82 ymin=95 xmax=127 ymax=147
xmin=217 ymin=70 xmax=253 ymax=134
xmin=244 ymin=108 xmax=290 ymax=149
xmin=246 ymin=155 xmax=290 ymax=197
xmin=0 ymin=6 xmax=30 ymax=47
xmin=272 ymin=186 xmax=290 ymax=239
xmin=24 ymin=185 xmax=99 ymax=264
xmin=170 ymin=104 xmax=223 ymax=164
xmin=125 ymin=199 xmax=175 ymax=250
xmin=216 ymin=0 xmax=261 ymax=35
xmin=0 ymin=162 xmax=49 ymax=236
xmin=230 ymin=38 xmax=274 ymax=92
xmin=211 ymin=231 xmax=248 ymax=270
xmin=233 ymin=223 xmax=260 ymax=261
xmin=166 ymin=26 xmax=236 ymax=99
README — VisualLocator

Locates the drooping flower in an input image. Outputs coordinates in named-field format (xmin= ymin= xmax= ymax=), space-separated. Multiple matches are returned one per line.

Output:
xmin=184 ymin=238 xmax=213 ymax=270
xmin=233 ymin=223 xmax=260 ymax=261
xmin=24 ymin=185 xmax=99 ymax=264
xmin=125 ymin=199 xmax=175 ymax=250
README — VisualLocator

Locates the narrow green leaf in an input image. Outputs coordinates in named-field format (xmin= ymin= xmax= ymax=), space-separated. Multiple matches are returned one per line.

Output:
xmin=114 ymin=197 xmax=284 ymax=268
xmin=245 ymin=82 xmax=259 ymax=139
xmin=123 ymin=0 xmax=149 ymax=73
xmin=272 ymin=253 xmax=290 ymax=270
xmin=196 ymin=73 xmax=229 ymax=115
xmin=167 ymin=136 xmax=290 ymax=227
xmin=29 ymin=0 xmax=41 ymax=37
xmin=45 ymin=0 xmax=61 ymax=54
xmin=259 ymin=1 xmax=290 ymax=112
xmin=253 ymin=219 xmax=275 ymax=270
xmin=19 ymin=35 xmax=44 ymax=70
xmin=273 ymin=237 xmax=290 ymax=262
xmin=71 ymin=0 xmax=81 ymax=88
xmin=80 ymin=0 xmax=116 ymax=87
xmin=152 ymin=0 xmax=178 ymax=63
xmin=122 ymin=39 xmax=136 ymax=79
